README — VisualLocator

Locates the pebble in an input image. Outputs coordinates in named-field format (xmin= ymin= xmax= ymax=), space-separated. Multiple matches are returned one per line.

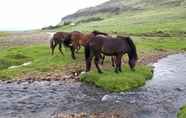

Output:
xmin=101 ymin=95 xmax=114 ymax=102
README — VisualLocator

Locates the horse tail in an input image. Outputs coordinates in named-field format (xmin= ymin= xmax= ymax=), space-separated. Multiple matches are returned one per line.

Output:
xmin=126 ymin=37 xmax=138 ymax=60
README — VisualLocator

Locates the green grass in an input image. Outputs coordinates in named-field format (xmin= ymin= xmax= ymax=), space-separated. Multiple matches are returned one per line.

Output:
xmin=0 ymin=45 xmax=84 ymax=80
xmin=177 ymin=105 xmax=186 ymax=118
xmin=54 ymin=6 xmax=186 ymax=34
xmin=80 ymin=65 xmax=152 ymax=92
xmin=135 ymin=36 xmax=186 ymax=53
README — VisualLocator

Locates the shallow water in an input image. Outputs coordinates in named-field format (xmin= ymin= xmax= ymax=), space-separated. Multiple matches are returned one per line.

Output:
xmin=0 ymin=54 xmax=186 ymax=118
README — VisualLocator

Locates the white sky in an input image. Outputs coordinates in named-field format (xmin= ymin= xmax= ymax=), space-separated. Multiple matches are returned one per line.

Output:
xmin=0 ymin=0 xmax=108 ymax=31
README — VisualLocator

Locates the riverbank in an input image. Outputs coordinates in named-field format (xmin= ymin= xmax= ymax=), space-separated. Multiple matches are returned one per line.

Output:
xmin=0 ymin=32 xmax=185 ymax=91
xmin=0 ymin=53 xmax=186 ymax=118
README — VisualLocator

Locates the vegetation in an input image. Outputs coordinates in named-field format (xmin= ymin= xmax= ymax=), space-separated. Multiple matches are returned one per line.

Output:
xmin=177 ymin=105 xmax=186 ymax=118
xmin=80 ymin=65 xmax=152 ymax=92
xmin=0 ymin=31 xmax=186 ymax=91
xmin=0 ymin=45 xmax=84 ymax=80
xmin=1 ymin=0 xmax=186 ymax=92
xmin=0 ymin=32 xmax=9 ymax=37
xmin=54 ymin=6 xmax=186 ymax=34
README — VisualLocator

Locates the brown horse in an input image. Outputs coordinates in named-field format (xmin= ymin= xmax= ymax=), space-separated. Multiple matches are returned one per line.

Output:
xmin=50 ymin=32 xmax=70 ymax=55
xmin=50 ymin=31 xmax=81 ymax=59
xmin=64 ymin=30 xmax=108 ymax=59
xmin=85 ymin=35 xmax=138 ymax=73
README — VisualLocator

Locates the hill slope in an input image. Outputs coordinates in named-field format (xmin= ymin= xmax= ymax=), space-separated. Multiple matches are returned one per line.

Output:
xmin=51 ymin=0 xmax=186 ymax=35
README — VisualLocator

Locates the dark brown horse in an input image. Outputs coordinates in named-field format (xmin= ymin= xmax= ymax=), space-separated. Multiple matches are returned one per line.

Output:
xmin=50 ymin=32 xmax=80 ymax=59
xmin=64 ymin=30 xmax=108 ymax=59
xmin=85 ymin=35 xmax=138 ymax=73
xmin=50 ymin=32 xmax=70 ymax=55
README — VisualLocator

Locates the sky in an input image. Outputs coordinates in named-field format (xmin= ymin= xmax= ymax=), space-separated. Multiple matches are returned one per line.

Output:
xmin=0 ymin=0 xmax=108 ymax=31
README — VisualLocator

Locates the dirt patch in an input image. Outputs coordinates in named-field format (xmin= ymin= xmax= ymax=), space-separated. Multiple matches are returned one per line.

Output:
xmin=0 ymin=31 xmax=49 ymax=49
xmin=138 ymin=52 xmax=171 ymax=65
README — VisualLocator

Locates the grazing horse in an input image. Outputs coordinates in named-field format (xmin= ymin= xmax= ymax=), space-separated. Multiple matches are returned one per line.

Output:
xmin=50 ymin=32 xmax=70 ymax=55
xmin=85 ymin=35 xmax=138 ymax=73
xmin=64 ymin=30 xmax=108 ymax=59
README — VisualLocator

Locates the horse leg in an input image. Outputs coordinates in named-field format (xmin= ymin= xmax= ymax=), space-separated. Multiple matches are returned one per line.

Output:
xmin=86 ymin=53 xmax=94 ymax=72
xmin=114 ymin=55 xmax=119 ymax=73
xmin=70 ymin=46 xmax=76 ymax=60
xmin=111 ymin=56 xmax=115 ymax=67
xmin=101 ymin=55 xmax=105 ymax=65
xmin=115 ymin=55 xmax=122 ymax=73
xmin=51 ymin=43 xmax=57 ymax=55
xmin=58 ymin=43 xmax=64 ymax=56
xmin=118 ymin=55 xmax=122 ymax=72
xmin=94 ymin=54 xmax=103 ymax=73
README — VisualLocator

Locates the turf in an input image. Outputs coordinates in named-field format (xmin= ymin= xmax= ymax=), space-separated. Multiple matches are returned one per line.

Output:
xmin=80 ymin=65 xmax=152 ymax=92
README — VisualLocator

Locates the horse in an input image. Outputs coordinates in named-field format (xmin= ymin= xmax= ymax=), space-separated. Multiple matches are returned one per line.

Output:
xmin=85 ymin=35 xmax=138 ymax=73
xmin=50 ymin=32 xmax=71 ymax=55
xmin=64 ymin=30 xmax=108 ymax=59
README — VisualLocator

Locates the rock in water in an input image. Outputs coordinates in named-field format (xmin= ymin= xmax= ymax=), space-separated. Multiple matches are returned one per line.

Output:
xmin=101 ymin=95 xmax=113 ymax=102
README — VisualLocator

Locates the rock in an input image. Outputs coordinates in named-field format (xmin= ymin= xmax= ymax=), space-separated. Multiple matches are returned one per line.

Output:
xmin=129 ymin=100 xmax=136 ymax=104
xmin=6 ymin=81 xmax=12 ymax=84
xmin=80 ymin=71 xmax=86 ymax=76
xmin=175 ymin=87 xmax=184 ymax=91
xmin=101 ymin=95 xmax=114 ymax=102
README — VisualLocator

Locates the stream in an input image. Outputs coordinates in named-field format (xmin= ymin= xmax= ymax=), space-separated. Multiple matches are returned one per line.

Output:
xmin=0 ymin=54 xmax=186 ymax=118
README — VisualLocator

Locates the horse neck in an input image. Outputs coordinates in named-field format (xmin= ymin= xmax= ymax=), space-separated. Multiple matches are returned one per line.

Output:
xmin=79 ymin=34 xmax=93 ymax=46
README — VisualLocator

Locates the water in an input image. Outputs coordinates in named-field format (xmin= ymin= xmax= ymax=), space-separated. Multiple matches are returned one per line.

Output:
xmin=0 ymin=54 xmax=186 ymax=118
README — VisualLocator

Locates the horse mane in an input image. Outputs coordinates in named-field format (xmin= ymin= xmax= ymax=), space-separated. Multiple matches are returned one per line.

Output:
xmin=92 ymin=30 xmax=108 ymax=36
xmin=118 ymin=36 xmax=138 ymax=60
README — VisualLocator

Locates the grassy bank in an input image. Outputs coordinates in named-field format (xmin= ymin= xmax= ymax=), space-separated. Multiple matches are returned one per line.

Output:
xmin=177 ymin=105 xmax=186 ymax=118
xmin=80 ymin=65 xmax=152 ymax=92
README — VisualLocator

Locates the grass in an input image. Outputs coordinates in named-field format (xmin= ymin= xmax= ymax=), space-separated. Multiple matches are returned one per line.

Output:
xmin=54 ymin=6 xmax=186 ymax=34
xmin=0 ymin=34 xmax=186 ymax=91
xmin=177 ymin=105 xmax=186 ymax=118
xmin=80 ymin=65 xmax=152 ymax=92
xmin=0 ymin=32 xmax=9 ymax=37
xmin=0 ymin=44 xmax=84 ymax=80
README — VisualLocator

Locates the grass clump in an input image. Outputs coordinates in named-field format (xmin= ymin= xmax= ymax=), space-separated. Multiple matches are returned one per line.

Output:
xmin=80 ymin=65 xmax=152 ymax=92
xmin=177 ymin=105 xmax=186 ymax=118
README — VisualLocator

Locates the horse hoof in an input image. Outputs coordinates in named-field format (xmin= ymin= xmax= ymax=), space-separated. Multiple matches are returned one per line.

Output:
xmin=98 ymin=71 xmax=103 ymax=74
xmin=115 ymin=71 xmax=119 ymax=73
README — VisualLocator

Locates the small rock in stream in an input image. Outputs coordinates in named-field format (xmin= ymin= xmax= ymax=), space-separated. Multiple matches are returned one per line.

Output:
xmin=101 ymin=95 xmax=114 ymax=102
xmin=174 ymin=87 xmax=184 ymax=91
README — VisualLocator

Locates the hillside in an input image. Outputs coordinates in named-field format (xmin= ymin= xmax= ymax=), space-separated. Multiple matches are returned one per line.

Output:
xmin=48 ymin=0 xmax=186 ymax=35
xmin=60 ymin=0 xmax=186 ymax=23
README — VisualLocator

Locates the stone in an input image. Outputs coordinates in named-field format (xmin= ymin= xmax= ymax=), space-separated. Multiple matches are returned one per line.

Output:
xmin=101 ymin=95 xmax=114 ymax=102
